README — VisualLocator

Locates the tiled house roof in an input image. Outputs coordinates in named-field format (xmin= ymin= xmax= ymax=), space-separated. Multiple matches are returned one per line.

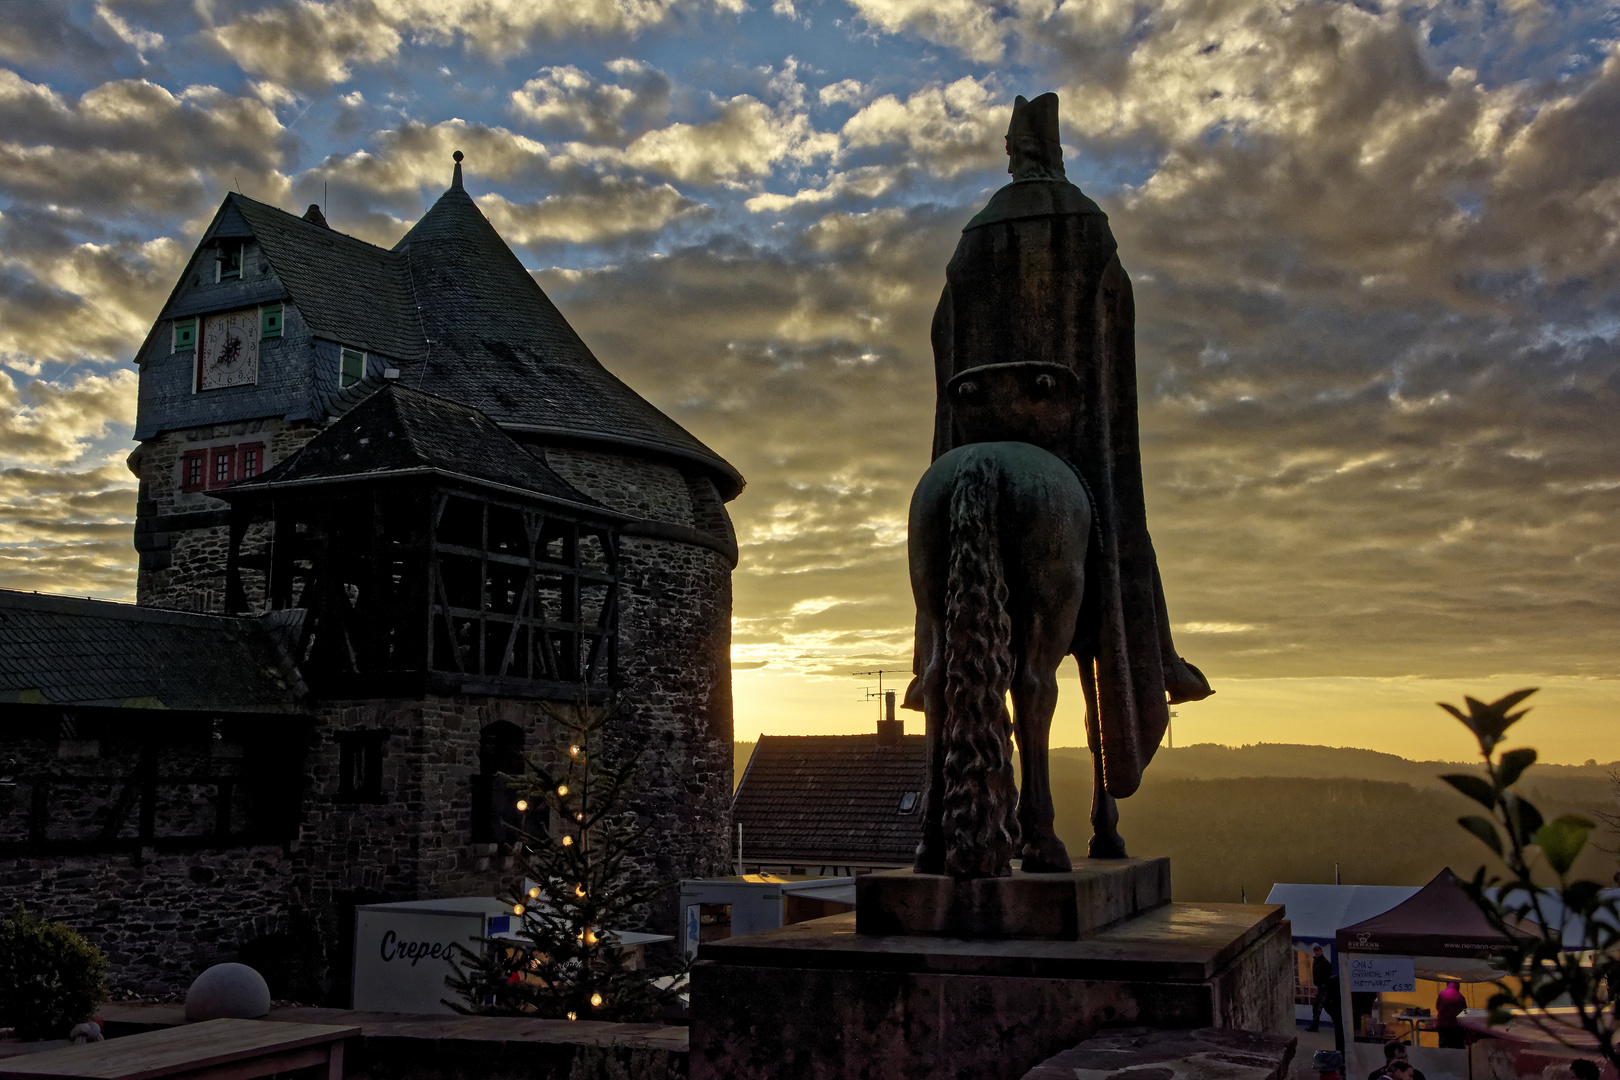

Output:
xmin=732 ymin=734 xmax=928 ymax=865
xmin=0 ymin=591 xmax=304 ymax=713
xmin=229 ymin=383 xmax=615 ymax=514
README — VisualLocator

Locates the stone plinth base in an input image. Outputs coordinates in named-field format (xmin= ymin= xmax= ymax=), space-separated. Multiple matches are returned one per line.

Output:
xmin=688 ymin=903 xmax=1293 ymax=1080
xmin=855 ymin=858 xmax=1171 ymax=939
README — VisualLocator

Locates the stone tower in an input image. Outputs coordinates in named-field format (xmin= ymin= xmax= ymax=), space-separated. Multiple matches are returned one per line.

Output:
xmin=118 ymin=155 xmax=740 ymax=995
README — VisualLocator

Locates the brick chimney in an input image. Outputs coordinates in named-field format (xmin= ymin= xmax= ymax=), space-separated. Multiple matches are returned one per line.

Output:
xmin=876 ymin=690 xmax=903 ymax=745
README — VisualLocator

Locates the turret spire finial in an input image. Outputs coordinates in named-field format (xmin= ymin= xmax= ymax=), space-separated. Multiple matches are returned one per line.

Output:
xmin=452 ymin=150 xmax=464 ymax=191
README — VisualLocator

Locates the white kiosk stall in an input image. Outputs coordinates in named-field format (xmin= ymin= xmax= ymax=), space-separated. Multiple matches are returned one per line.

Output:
xmin=679 ymin=874 xmax=855 ymax=957
xmin=1266 ymin=882 xmax=1420 ymax=1025
xmin=352 ymin=896 xmax=670 ymax=1013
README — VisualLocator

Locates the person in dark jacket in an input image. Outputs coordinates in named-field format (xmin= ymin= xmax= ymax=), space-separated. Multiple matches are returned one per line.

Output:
xmin=1309 ymin=946 xmax=1334 ymax=1031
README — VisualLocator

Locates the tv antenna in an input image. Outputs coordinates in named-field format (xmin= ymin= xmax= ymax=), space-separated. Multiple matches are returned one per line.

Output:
xmin=852 ymin=668 xmax=903 ymax=722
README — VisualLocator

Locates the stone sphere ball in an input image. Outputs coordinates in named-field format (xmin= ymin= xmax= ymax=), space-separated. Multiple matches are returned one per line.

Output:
xmin=184 ymin=963 xmax=272 ymax=1021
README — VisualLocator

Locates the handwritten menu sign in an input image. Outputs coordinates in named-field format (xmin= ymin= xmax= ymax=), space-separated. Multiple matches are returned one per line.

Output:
xmin=1347 ymin=954 xmax=1417 ymax=993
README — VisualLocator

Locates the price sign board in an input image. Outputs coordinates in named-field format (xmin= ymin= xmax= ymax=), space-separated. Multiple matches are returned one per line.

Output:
xmin=1347 ymin=954 xmax=1416 ymax=993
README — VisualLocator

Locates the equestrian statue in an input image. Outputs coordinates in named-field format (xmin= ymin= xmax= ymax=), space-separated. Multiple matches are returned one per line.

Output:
xmin=907 ymin=92 xmax=1214 ymax=880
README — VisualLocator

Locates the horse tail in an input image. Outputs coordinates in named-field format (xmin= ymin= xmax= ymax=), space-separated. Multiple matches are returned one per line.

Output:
xmin=940 ymin=449 xmax=1019 ymax=878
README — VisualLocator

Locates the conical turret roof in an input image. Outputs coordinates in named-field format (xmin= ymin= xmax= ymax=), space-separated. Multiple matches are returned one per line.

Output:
xmin=390 ymin=160 xmax=743 ymax=497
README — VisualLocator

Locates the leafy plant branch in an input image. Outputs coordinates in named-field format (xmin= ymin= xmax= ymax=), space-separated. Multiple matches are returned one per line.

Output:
xmin=1441 ymin=688 xmax=1618 ymax=1065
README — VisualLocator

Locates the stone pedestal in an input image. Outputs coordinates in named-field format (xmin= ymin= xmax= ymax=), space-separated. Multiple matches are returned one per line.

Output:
xmin=856 ymin=858 xmax=1171 ymax=939
xmin=688 ymin=860 xmax=1293 ymax=1080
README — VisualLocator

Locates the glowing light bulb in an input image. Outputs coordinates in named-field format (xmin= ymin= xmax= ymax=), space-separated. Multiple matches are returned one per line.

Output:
xmin=585 ymin=930 xmax=598 ymax=945
xmin=590 ymin=993 xmax=603 ymax=1008
xmin=566 ymin=1012 xmax=577 ymax=1021
xmin=557 ymin=785 xmax=569 ymax=797
xmin=569 ymin=745 xmax=581 ymax=757
xmin=515 ymin=799 xmax=528 ymax=812
xmin=575 ymin=883 xmax=586 ymax=898
xmin=562 ymin=835 xmax=574 ymax=846
xmin=575 ymin=812 xmax=584 ymax=821
xmin=513 ymin=904 xmax=525 ymax=915
xmin=528 ymin=887 xmax=540 ymax=899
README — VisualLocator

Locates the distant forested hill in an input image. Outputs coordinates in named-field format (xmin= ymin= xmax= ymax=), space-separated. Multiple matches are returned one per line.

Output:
xmin=733 ymin=740 xmax=1619 ymax=902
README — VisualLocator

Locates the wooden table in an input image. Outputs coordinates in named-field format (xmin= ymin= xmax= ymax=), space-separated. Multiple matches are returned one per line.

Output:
xmin=0 ymin=1020 xmax=358 ymax=1080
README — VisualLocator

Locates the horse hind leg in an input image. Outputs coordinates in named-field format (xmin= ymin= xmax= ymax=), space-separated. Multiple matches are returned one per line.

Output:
xmin=1079 ymin=660 xmax=1127 ymax=859
xmin=1011 ymin=662 xmax=1070 ymax=873
xmin=1010 ymin=598 xmax=1079 ymax=872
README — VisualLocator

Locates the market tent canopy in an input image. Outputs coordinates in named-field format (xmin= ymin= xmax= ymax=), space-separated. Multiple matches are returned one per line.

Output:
xmin=1337 ymin=868 xmax=1518 ymax=958
xmin=1265 ymin=883 xmax=1420 ymax=941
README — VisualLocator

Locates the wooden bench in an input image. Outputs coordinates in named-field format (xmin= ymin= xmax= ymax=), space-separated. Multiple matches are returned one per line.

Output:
xmin=0 ymin=1020 xmax=358 ymax=1080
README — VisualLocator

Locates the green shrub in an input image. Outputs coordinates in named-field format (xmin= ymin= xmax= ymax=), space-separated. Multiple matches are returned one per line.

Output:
xmin=0 ymin=907 xmax=109 ymax=1041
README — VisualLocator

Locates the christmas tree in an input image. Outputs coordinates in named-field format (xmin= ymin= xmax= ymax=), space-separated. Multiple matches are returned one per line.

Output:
xmin=446 ymin=700 xmax=682 ymax=1021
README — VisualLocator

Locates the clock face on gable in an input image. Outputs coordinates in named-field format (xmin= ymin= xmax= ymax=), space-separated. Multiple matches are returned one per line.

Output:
xmin=198 ymin=309 xmax=260 ymax=391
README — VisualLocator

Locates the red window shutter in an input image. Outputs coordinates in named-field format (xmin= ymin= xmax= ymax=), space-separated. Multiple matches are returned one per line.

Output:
xmin=238 ymin=442 xmax=265 ymax=479
xmin=210 ymin=445 xmax=236 ymax=488
xmin=180 ymin=451 xmax=207 ymax=492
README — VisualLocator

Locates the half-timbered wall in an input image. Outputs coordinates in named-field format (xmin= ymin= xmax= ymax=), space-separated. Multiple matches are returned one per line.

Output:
xmin=236 ymin=483 xmax=621 ymax=700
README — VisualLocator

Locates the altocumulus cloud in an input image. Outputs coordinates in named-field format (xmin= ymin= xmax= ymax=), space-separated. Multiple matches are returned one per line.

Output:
xmin=0 ymin=0 xmax=1616 ymax=695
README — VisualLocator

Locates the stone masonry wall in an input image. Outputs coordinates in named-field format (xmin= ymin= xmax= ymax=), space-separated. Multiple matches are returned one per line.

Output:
xmin=610 ymin=536 xmax=735 ymax=918
xmin=0 ymin=724 xmax=300 ymax=996
xmin=543 ymin=447 xmax=695 ymax=527
xmin=6 ymin=846 xmax=297 ymax=996
xmin=135 ymin=420 xmax=318 ymax=613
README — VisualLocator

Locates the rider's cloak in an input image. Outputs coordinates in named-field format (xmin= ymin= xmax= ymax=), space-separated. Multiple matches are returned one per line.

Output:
xmin=926 ymin=176 xmax=1169 ymax=799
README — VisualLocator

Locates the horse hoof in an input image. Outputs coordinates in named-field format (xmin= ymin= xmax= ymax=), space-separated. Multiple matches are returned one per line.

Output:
xmin=1020 ymin=837 xmax=1072 ymax=873
xmin=1087 ymin=832 xmax=1128 ymax=859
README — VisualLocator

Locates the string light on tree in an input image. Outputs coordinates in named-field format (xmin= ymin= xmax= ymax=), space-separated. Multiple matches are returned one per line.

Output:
xmin=515 ymin=799 xmax=528 ymax=812
xmin=445 ymin=697 xmax=682 ymax=1022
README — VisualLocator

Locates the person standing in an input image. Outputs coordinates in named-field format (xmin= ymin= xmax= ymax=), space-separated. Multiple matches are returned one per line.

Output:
xmin=1435 ymin=979 xmax=1467 ymax=1049
xmin=1310 ymin=945 xmax=1335 ymax=1031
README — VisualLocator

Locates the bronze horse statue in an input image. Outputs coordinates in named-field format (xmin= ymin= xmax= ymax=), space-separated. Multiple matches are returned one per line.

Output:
xmin=909 ymin=361 xmax=1124 ymax=878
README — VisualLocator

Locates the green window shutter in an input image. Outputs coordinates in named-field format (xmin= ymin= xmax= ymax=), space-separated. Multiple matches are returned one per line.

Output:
xmin=173 ymin=318 xmax=197 ymax=352
xmin=261 ymin=304 xmax=283 ymax=338
xmin=340 ymin=348 xmax=366 ymax=388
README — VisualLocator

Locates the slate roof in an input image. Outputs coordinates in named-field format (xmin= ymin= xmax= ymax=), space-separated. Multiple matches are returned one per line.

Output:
xmin=0 ymin=591 xmax=305 ymax=713
xmin=227 ymin=383 xmax=616 ymax=515
xmin=148 ymin=165 xmax=743 ymax=499
xmin=732 ymin=734 xmax=928 ymax=865
xmin=389 ymin=172 xmax=743 ymax=497
xmin=227 ymin=196 xmax=424 ymax=362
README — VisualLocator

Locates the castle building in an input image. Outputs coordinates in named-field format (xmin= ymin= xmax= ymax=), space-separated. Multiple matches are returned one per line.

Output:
xmin=0 ymin=156 xmax=741 ymax=1000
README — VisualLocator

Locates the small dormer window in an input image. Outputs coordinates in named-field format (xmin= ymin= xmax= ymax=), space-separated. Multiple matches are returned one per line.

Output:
xmin=898 ymin=791 xmax=920 ymax=814
xmin=218 ymin=243 xmax=243 ymax=281
xmin=260 ymin=304 xmax=283 ymax=339
xmin=173 ymin=318 xmax=196 ymax=352
xmin=340 ymin=347 xmax=366 ymax=388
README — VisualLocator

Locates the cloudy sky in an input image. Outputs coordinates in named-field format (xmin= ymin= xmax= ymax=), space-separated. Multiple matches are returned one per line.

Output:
xmin=3 ymin=0 xmax=1618 ymax=762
